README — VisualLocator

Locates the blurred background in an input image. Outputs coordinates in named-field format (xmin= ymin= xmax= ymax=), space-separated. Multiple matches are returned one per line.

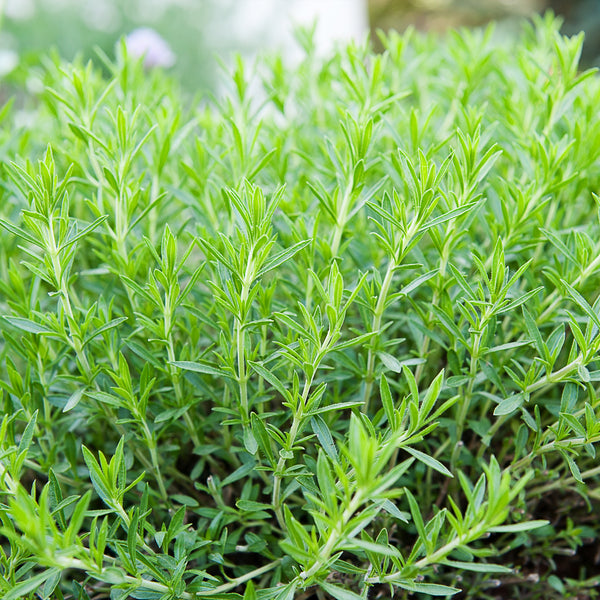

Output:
xmin=0 ymin=0 xmax=599 ymax=90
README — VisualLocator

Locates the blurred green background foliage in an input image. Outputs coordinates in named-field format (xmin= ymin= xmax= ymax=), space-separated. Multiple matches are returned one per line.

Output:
xmin=0 ymin=0 xmax=599 ymax=93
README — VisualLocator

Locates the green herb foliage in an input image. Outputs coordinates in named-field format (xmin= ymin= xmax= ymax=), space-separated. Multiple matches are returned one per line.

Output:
xmin=1 ymin=13 xmax=600 ymax=600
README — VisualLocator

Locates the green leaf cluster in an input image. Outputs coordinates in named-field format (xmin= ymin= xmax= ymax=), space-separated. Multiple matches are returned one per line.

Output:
xmin=0 ymin=13 xmax=599 ymax=600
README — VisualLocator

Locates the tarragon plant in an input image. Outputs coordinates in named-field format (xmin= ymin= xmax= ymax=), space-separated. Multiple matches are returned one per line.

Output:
xmin=0 ymin=12 xmax=599 ymax=600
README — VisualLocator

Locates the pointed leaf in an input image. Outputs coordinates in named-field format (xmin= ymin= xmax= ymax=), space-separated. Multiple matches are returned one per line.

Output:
xmin=170 ymin=360 xmax=233 ymax=379
xmin=257 ymin=240 xmax=311 ymax=278
xmin=396 ymin=581 xmax=461 ymax=596
xmin=489 ymin=519 xmax=549 ymax=533
xmin=311 ymin=416 xmax=338 ymax=460
xmin=319 ymin=581 xmax=363 ymax=600
xmin=404 ymin=446 xmax=453 ymax=477
xmin=5 ymin=569 xmax=61 ymax=600
xmin=3 ymin=316 xmax=54 ymax=335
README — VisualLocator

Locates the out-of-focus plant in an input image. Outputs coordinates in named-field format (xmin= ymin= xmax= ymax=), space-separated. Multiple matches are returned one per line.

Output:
xmin=1 ymin=0 xmax=214 ymax=90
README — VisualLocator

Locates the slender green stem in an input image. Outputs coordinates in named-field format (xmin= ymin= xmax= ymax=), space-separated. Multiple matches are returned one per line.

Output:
xmin=236 ymin=316 xmax=248 ymax=422
xmin=477 ymin=355 xmax=586 ymax=462
xmin=524 ymin=354 xmax=583 ymax=394
xmin=415 ymin=224 xmax=454 ymax=384
xmin=451 ymin=327 xmax=484 ymax=470
xmin=140 ymin=420 xmax=168 ymax=501
xmin=362 ymin=258 xmax=397 ymax=413
xmin=63 ymin=552 xmax=281 ymax=599
xmin=196 ymin=559 xmax=283 ymax=596
xmin=299 ymin=492 xmax=363 ymax=581
xmin=458 ymin=332 xmax=483 ymax=432
xmin=149 ymin=172 xmax=159 ymax=245
xmin=237 ymin=252 xmax=255 ymax=425
xmin=271 ymin=324 xmax=335 ymax=527
xmin=510 ymin=433 xmax=600 ymax=472
xmin=330 ymin=182 xmax=354 ymax=259
xmin=363 ymin=219 xmax=422 ymax=412
xmin=165 ymin=304 xmax=202 ymax=448
xmin=47 ymin=217 xmax=159 ymax=481
xmin=529 ymin=464 xmax=600 ymax=495
xmin=48 ymin=219 xmax=92 ymax=377
xmin=365 ymin=524 xmax=486 ymax=585
xmin=272 ymin=377 xmax=312 ymax=529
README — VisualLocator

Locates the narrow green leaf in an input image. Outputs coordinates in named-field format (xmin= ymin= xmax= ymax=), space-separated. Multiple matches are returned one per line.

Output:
xmin=243 ymin=427 xmax=258 ymax=455
xmin=541 ymin=228 xmax=578 ymax=266
xmin=448 ymin=264 xmax=476 ymax=300
xmin=560 ymin=412 xmax=586 ymax=438
xmin=47 ymin=469 xmax=65 ymax=530
xmin=319 ymin=581 xmax=363 ymax=600
xmin=273 ymin=582 xmax=297 ymax=600
xmin=405 ymin=489 xmax=426 ymax=539
xmin=344 ymin=537 xmax=402 ymax=557
xmin=494 ymin=392 xmax=527 ymax=416
xmin=84 ymin=317 xmax=128 ymax=346
xmin=126 ymin=340 xmax=162 ymax=368
xmin=419 ymin=202 xmax=479 ymax=233
xmin=311 ymin=416 xmax=338 ymax=460
xmin=380 ymin=375 xmax=395 ymax=426
xmin=421 ymin=369 xmax=444 ymax=418
xmin=5 ymin=569 xmax=61 ymax=600
xmin=63 ymin=387 xmax=86 ymax=412
xmin=170 ymin=360 xmax=233 ymax=379
xmin=250 ymin=413 xmax=275 ymax=464
xmin=559 ymin=450 xmax=584 ymax=484
xmin=128 ymin=508 xmax=139 ymax=562
xmin=17 ymin=410 xmax=37 ymax=457
xmin=42 ymin=569 xmax=61 ymax=599
xmin=3 ymin=316 xmax=54 ymax=335
xmin=332 ymin=331 xmax=375 ymax=351
xmin=501 ymin=287 xmax=544 ymax=313
xmin=379 ymin=351 xmax=403 ymax=373
xmin=0 ymin=218 xmax=41 ymax=247
xmin=257 ymin=240 xmax=311 ymax=278
xmin=166 ymin=505 xmax=186 ymax=548
xmin=82 ymin=446 xmax=113 ymax=506
xmin=442 ymin=559 xmax=512 ymax=573
xmin=522 ymin=307 xmax=547 ymax=361
xmin=58 ymin=215 xmax=108 ymax=251
xmin=562 ymin=280 xmax=600 ymax=332
xmin=221 ymin=460 xmax=257 ymax=487
xmin=489 ymin=519 xmax=549 ymax=532
xmin=395 ymin=581 xmax=461 ymax=596
xmin=487 ymin=340 xmax=532 ymax=353
xmin=243 ymin=580 xmax=257 ymax=600
xmin=377 ymin=499 xmax=410 ymax=523
xmin=404 ymin=446 xmax=453 ymax=477
xmin=399 ymin=269 xmax=439 ymax=297
xmin=236 ymin=499 xmax=272 ymax=512
xmin=249 ymin=361 xmax=290 ymax=400
xmin=402 ymin=365 xmax=419 ymax=403
xmin=66 ymin=490 xmax=92 ymax=544
xmin=68 ymin=122 xmax=109 ymax=150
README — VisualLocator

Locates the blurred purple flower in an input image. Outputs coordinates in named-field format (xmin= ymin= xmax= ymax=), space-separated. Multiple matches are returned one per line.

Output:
xmin=125 ymin=28 xmax=175 ymax=68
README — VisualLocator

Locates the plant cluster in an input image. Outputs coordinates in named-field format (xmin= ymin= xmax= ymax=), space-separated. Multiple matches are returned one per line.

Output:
xmin=0 ymin=13 xmax=599 ymax=600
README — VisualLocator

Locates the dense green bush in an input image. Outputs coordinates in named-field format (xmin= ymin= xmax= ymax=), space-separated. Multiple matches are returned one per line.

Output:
xmin=0 ymin=13 xmax=599 ymax=600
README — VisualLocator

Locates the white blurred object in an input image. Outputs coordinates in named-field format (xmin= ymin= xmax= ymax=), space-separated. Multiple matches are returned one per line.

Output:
xmin=125 ymin=27 xmax=176 ymax=68
xmin=0 ymin=49 xmax=18 ymax=77
xmin=80 ymin=0 xmax=120 ymax=33
xmin=213 ymin=0 xmax=369 ymax=60
xmin=4 ymin=0 xmax=36 ymax=20
xmin=288 ymin=0 xmax=369 ymax=56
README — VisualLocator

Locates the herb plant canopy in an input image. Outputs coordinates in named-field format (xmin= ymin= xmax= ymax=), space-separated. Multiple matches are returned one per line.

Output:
xmin=0 ymin=12 xmax=599 ymax=600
